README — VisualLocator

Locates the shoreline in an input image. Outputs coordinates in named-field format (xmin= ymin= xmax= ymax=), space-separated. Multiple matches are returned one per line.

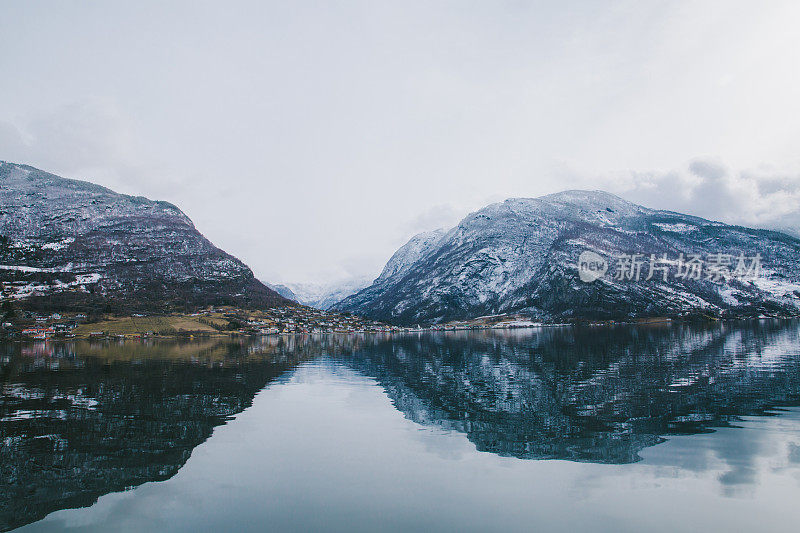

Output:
xmin=4 ymin=314 xmax=797 ymax=343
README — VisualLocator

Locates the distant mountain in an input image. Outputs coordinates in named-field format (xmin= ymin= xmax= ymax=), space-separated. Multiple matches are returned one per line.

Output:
xmin=334 ymin=191 xmax=800 ymax=325
xmin=0 ymin=162 xmax=289 ymax=312
xmin=280 ymin=276 xmax=373 ymax=310
xmin=265 ymin=282 xmax=298 ymax=301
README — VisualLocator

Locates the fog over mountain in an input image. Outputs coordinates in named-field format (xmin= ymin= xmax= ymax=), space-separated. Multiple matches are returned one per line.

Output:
xmin=266 ymin=277 xmax=373 ymax=310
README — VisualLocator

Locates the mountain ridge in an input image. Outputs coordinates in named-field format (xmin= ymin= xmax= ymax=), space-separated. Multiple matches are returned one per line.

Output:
xmin=274 ymin=276 xmax=374 ymax=310
xmin=0 ymin=161 xmax=289 ymax=312
xmin=334 ymin=190 xmax=800 ymax=325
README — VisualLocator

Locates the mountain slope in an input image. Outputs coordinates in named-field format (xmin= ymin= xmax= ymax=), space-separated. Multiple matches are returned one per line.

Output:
xmin=265 ymin=282 xmax=298 ymax=301
xmin=334 ymin=191 xmax=800 ymax=325
xmin=272 ymin=229 xmax=445 ymax=311
xmin=0 ymin=162 xmax=288 ymax=312
xmin=374 ymin=229 xmax=446 ymax=284
xmin=282 ymin=276 xmax=373 ymax=310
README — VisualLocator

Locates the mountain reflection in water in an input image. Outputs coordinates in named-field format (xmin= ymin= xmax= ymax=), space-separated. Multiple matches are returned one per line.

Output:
xmin=1 ymin=320 xmax=799 ymax=531
xmin=346 ymin=321 xmax=800 ymax=463
xmin=0 ymin=336 xmax=338 ymax=531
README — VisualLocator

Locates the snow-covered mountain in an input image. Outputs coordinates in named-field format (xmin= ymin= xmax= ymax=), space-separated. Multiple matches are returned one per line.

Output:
xmin=276 ymin=230 xmax=450 ymax=311
xmin=0 ymin=162 xmax=288 ymax=312
xmin=264 ymin=282 xmax=298 ymax=302
xmin=334 ymin=190 xmax=800 ymax=325
xmin=374 ymin=229 xmax=446 ymax=284
xmin=279 ymin=276 xmax=373 ymax=310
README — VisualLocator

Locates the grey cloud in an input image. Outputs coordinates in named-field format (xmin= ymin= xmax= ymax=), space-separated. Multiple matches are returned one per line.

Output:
xmin=3 ymin=2 xmax=800 ymax=284
xmin=0 ymin=99 xmax=196 ymax=209
xmin=689 ymin=159 xmax=727 ymax=180
xmin=401 ymin=203 xmax=465 ymax=237
xmin=0 ymin=121 xmax=27 ymax=160
xmin=754 ymin=175 xmax=800 ymax=195
xmin=614 ymin=159 xmax=800 ymax=237
xmin=8 ymin=100 xmax=131 ymax=169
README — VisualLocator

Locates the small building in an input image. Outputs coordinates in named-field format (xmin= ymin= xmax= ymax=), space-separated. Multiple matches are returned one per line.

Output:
xmin=21 ymin=327 xmax=55 ymax=339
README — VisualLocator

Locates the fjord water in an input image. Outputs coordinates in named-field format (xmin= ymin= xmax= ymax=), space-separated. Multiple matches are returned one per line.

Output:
xmin=3 ymin=322 xmax=800 ymax=532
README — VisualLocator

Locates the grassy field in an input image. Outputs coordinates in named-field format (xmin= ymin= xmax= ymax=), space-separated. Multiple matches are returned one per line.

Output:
xmin=73 ymin=315 xmax=221 ymax=336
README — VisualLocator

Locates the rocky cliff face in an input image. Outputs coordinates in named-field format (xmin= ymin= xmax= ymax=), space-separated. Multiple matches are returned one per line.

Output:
xmin=335 ymin=191 xmax=800 ymax=325
xmin=0 ymin=162 xmax=287 ymax=312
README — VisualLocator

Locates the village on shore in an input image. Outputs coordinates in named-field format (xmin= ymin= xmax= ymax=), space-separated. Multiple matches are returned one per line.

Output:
xmin=0 ymin=304 xmax=566 ymax=341
xmin=4 ymin=302 xmax=786 ymax=342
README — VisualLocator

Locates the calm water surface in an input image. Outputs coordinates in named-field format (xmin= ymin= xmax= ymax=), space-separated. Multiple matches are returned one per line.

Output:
xmin=2 ymin=321 xmax=800 ymax=532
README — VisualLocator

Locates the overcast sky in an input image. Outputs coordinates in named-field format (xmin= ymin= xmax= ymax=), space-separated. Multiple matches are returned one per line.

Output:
xmin=2 ymin=1 xmax=800 ymax=284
